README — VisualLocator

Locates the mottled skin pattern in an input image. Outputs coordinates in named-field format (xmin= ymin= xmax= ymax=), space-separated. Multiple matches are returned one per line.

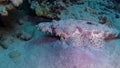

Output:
xmin=37 ymin=19 xmax=119 ymax=47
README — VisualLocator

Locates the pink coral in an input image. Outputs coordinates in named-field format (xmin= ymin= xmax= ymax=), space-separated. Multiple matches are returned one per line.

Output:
xmin=37 ymin=19 xmax=119 ymax=48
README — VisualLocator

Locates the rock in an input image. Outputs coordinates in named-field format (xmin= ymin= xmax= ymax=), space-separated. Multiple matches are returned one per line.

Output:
xmin=16 ymin=23 xmax=35 ymax=41
xmin=16 ymin=31 xmax=33 ymax=41
xmin=0 ymin=36 xmax=14 ymax=49
xmin=9 ymin=51 xmax=21 ymax=59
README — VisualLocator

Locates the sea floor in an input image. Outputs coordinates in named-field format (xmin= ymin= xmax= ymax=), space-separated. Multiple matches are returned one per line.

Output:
xmin=0 ymin=24 xmax=120 ymax=68
xmin=0 ymin=0 xmax=120 ymax=68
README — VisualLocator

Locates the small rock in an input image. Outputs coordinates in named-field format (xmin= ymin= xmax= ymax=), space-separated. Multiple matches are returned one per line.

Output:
xmin=9 ymin=51 xmax=21 ymax=59
xmin=20 ymin=31 xmax=33 ymax=41
xmin=0 ymin=36 xmax=14 ymax=49
xmin=16 ymin=23 xmax=35 ymax=41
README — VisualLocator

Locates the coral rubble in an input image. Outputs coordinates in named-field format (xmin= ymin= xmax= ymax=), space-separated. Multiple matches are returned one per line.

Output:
xmin=29 ymin=0 xmax=76 ymax=19
xmin=37 ymin=19 xmax=119 ymax=48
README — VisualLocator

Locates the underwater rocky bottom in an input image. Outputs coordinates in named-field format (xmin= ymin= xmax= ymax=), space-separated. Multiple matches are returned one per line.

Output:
xmin=0 ymin=19 xmax=120 ymax=68
xmin=0 ymin=0 xmax=120 ymax=68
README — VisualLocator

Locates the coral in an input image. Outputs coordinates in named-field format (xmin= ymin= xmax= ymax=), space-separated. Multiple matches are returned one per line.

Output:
xmin=0 ymin=6 xmax=8 ymax=16
xmin=0 ymin=0 xmax=116 ymax=21
xmin=0 ymin=4 xmax=14 ymax=16
xmin=30 ymin=0 xmax=70 ymax=19
xmin=0 ymin=0 xmax=23 ymax=16
xmin=37 ymin=19 xmax=119 ymax=48
xmin=30 ymin=1 xmax=51 ymax=16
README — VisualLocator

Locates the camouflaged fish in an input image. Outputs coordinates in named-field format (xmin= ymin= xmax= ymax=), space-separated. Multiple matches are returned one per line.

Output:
xmin=37 ymin=19 xmax=119 ymax=48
